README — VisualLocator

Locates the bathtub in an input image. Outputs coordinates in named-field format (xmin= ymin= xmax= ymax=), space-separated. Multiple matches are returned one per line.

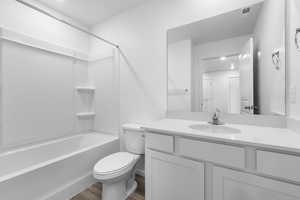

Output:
xmin=0 ymin=133 xmax=119 ymax=200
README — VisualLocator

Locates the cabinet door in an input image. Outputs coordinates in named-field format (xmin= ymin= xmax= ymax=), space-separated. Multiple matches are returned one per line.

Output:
xmin=213 ymin=166 xmax=300 ymax=200
xmin=146 ymin=150 xmax=204 ymax=200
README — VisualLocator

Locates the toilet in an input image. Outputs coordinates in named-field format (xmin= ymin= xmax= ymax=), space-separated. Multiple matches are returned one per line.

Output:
xmin=93 ymin=124 xmax=145 ymax=200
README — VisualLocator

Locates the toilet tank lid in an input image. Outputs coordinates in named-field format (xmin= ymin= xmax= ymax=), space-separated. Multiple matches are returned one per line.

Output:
xmin=122 ymin=123 xmax=144 ymax=131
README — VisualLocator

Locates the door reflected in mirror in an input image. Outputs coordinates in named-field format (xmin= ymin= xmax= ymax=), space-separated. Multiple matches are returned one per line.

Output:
xmin=167 ymin=0 xmax=286 ymax=116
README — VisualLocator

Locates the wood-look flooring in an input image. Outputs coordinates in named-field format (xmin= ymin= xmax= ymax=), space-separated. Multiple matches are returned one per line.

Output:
xmin=70 ymin=175 xmax=145 ymax=200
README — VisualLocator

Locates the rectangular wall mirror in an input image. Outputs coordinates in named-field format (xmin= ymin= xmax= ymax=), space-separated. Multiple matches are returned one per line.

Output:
xmin=167 ymin=0 xmax=286 ymax=116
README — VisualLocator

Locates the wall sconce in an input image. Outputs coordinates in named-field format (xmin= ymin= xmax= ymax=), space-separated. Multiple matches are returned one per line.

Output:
xmin=295 ymin=28 xmax=300 ymax=50
xmin=272 ymin=50 xmax=280 ymax=70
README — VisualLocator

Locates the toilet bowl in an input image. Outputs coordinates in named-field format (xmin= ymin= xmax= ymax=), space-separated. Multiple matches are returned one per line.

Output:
xmin=93 ymin=124 xmax=145 ymax=200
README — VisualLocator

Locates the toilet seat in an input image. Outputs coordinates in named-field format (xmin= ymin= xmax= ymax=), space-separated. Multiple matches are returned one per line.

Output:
xmin=94 ymin=152 xmax=139 ymax=180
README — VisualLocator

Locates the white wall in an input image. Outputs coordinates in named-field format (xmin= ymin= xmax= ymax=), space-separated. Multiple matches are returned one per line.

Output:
xmin=0 ymin=0 xmax=93 ymax=148
xmin=0 ymin=38 xmax=88 ymax=148
xmin=168 ymin=40 xmax=192 ymax=112
xmin=0 ymin=0 xmax=90 ymax=53
xmin=89 ymin=50 xmax=120 ymax=136
xmin=0 ymin=0 xmax=125 ymax=149
xmin=91 ymin=0 xmax=264 ymax=127
xmin=287 ymin=0 xmax=300 ymax=120
xmin=253 ymin=0 xmax=286 ymax=115
xmin=0 ymin=31 xmax=119 ymax=149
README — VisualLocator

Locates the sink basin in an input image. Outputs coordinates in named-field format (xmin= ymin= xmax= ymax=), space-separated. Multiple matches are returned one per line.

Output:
xmin=189 ymin=124 xmax=241 ymax=134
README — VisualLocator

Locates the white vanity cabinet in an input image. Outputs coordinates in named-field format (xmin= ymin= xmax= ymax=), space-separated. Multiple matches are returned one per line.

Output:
xmin=213 ymin=166 xmax=300 ymax=200
xmin=145 ymin=149 xmax=205 ymax=200
xmin=145 ymin=132 xmax=300 ymax=200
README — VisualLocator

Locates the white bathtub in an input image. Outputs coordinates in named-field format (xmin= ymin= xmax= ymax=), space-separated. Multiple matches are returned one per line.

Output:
xmin=0 ymin=133 xmax=119 ymax=200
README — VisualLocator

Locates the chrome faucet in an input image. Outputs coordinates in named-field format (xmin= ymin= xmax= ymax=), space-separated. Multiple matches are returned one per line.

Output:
xmin=209 ymin=108 xmax=224 ymax=125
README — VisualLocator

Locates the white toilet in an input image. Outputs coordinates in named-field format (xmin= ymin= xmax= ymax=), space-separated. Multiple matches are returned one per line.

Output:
xmin=93 ymin=124 xmax=145 ymax=200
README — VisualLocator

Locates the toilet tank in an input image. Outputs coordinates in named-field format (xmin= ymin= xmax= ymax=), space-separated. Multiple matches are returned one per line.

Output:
xmin=123 ymin=124 xmax=145 ymax=155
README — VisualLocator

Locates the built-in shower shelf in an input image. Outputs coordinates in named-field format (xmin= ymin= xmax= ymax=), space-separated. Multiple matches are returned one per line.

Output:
xmin=76 ymin=86 xmax=96 ymax=92
xmin=76 ymin=112 xmax=96 ymax=118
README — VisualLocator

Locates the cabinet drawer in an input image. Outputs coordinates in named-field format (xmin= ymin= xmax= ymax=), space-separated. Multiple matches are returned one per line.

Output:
xmin=146 ymin=133 xmax=174 ymax=153
xmin=177 ymin=138 xmax=245 ymax=169
xmin=257 ymin=150 xmax=300 ymax=182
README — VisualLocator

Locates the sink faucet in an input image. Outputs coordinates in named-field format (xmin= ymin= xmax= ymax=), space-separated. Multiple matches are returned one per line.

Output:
xmin=210 ymin=108 xmax=224 ymax=125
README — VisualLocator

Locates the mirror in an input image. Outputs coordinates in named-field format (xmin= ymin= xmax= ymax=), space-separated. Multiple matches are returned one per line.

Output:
xmin=167 ymin=0 xmax=286 ymax=116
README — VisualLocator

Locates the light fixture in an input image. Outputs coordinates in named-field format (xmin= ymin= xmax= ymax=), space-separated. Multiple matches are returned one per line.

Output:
xmin=238 ymin=54 xmax=242 ymax=60
xmin=295 ymin=28 xmax=300 ymax=50
xmin=230 ymin=63 xmax=235 ymax=70
xmin=272 ymin=50 xmax=280 ymax=70
xmin=220 ymin=56 xmax=227 ymax=61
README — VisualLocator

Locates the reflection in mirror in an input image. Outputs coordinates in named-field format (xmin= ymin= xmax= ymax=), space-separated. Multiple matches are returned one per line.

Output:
xmin=167 ymin=0 xmax=286 ymax=116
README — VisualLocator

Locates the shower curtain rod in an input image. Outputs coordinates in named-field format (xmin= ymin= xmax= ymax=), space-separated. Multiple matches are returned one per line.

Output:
xmin=15 ymin=0 xmax=120 ymax=49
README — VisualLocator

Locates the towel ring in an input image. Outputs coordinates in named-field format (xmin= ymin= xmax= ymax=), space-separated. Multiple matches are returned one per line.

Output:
xmin=295 ymin=28 xmax=300 ymax=50
xmin=272 ymin=50 xmax=280 ymax=70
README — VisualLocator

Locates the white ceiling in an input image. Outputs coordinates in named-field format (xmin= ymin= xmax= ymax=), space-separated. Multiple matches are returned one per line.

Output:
xmin=168 ymin=2 xmax=263 ymax=45
xmin=202 ymin=55 xmax=240 ymax=72
xmin=36 ymin=0 xmax=150 ymax=27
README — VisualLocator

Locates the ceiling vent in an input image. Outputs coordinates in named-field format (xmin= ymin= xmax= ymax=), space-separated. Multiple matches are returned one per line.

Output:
xmin=242 ymin=7 xmax=251 ymax=15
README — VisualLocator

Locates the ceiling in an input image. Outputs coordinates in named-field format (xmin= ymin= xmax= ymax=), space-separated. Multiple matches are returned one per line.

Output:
xmin=168 ymin=2 xmax=263 ymax=45
xmin=202 ymin=55 xmax=240 ymax=72
xmin=36 ymin=0 xmax=150 ymax=27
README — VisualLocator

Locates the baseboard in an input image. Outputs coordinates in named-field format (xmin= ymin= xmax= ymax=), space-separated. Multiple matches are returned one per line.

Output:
xmin=42 ymin=173 xmax=96 ymax=200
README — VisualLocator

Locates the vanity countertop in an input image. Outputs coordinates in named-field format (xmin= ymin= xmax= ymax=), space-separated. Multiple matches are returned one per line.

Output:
xmin=142 ymin=119 xmax=300 ymax=154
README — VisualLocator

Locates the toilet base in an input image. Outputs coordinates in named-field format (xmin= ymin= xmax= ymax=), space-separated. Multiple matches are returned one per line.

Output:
xmin=102 ymin=180 xmax=137 ymax=200
xmin=126 ymin=179 xmax=138 ymax=198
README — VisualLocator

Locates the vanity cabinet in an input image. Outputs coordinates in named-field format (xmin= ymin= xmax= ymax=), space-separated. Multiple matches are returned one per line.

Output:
xmin=145 ymin=149 xmax=205 ymax=200
xmin=213 ymin=166 xmax=300 ymax=200
xmin=145 ymin=132 xmax=300 ymax=200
